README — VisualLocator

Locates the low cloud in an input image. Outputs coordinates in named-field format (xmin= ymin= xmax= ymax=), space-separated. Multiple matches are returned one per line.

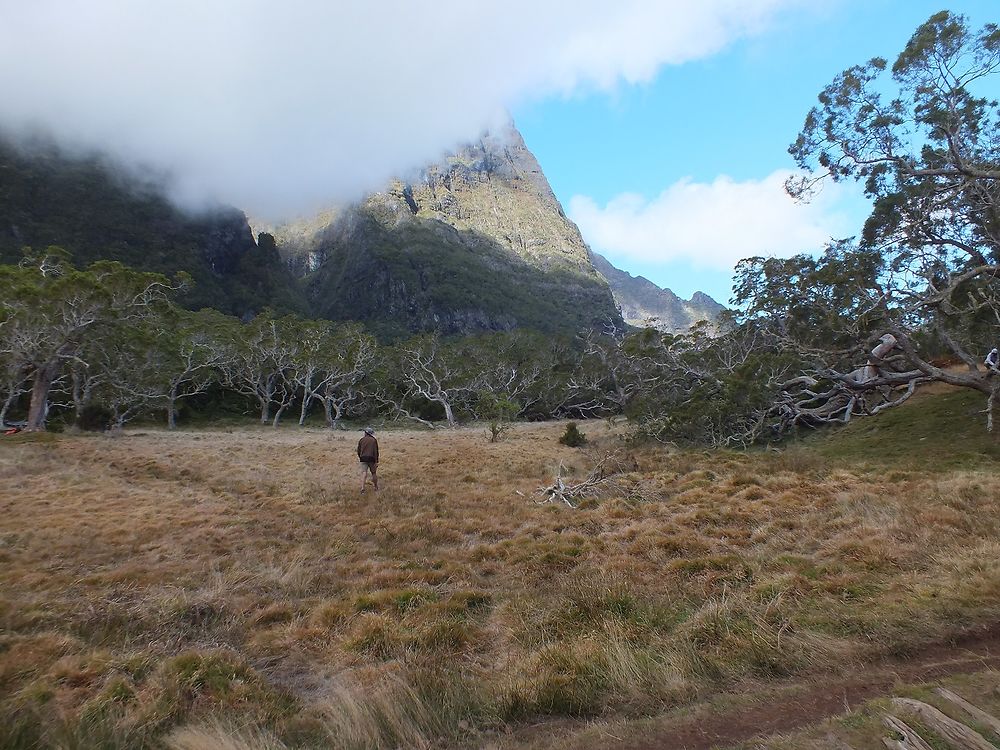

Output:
xmin=1 ymin=0 xmax=807 ymax=218
xmin=569 ymin=170 xmax=861 ymax=272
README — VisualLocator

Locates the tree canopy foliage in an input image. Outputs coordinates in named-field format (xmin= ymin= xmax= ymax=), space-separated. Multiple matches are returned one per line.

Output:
xmin=0 ymin=249 xmax=180 ymax=430
xmin=724 ymin=11 xmax=1000 ymax=432
xmin=0 ymin=253 xmax=649 ymax=432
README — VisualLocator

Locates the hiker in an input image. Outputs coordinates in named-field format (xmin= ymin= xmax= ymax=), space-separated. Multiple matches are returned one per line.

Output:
xmin=987 ymin=348 xmax=999 ymax=372
xmin=357 ymin=427 xmax=379 ymax=492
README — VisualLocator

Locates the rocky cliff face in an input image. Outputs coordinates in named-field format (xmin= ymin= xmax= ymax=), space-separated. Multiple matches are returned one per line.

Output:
xmin=386 ymin=126 xmax=599 ymax=275
xmin=7 ymin=126 xmax=704 ymax=339
xmin=590 ymin=252 xmax=725 ymax=332
xmin=270 ymin=124 xmax=623 ymax=339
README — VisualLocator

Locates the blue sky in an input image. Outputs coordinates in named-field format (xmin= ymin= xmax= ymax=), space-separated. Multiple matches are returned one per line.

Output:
xmin=513 ymin=0 xmax=999 ymax=304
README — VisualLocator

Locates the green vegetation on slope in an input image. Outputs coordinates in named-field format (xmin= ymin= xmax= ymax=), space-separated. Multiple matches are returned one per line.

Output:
xmin=806 ymin=388 xmax=1000 ymax=470
xmin=0 ymin=137 xmax=304 ymax=317
xmin=308 ymin=210 xmax=620 ymax=341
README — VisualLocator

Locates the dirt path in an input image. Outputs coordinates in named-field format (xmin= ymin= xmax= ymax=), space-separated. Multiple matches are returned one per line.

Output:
xmin=594 ymin=624 xmax=1000 ymax=750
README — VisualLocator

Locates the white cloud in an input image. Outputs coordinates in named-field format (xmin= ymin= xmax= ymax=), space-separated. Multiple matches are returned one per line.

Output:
xmin=0 ymin=0 xmax=808 ymax=218
xmin=569 ymin=170 xmax=863 ymax=272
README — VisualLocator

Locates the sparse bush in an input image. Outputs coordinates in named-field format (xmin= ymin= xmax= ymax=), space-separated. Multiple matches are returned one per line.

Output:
xmin=499 ymin=643 xmax=604 ymax=718
xmin=558 ymin=422 xmax=587 ymax=447
xmin=315 ymin=671 xmax=487 ymax=750
xmin=345 ymin=614 xmax=404 ymax=659
xmin=148 ymin=650 xmax=295 ymax=730
xmin=768 ymin=445 xmax=826 ymax=475
xmin=166 ymin=721 xmax=290 ymax=750
xmin=487 ymin=419 xmax=511 ymax=443
xmin=478 ymin=393 xmax=519 ymax=443
xmin=250 ymin=603 xmax=295 ymax=628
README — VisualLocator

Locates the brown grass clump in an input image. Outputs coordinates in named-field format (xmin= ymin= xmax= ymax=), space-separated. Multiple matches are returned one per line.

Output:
xmin=165 ymin=721 xmax=290 ymax=750
xmin=3 ymin=411 xmax=1000 ymax=748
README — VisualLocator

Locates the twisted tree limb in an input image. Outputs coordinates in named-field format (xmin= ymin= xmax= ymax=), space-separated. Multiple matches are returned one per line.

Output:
xmin=534 ymin=454 xmax=633 ymax=508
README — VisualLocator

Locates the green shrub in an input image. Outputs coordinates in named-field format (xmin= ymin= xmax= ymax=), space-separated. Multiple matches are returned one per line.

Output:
xmin=558 ymin=423 xmax=587 ymax=447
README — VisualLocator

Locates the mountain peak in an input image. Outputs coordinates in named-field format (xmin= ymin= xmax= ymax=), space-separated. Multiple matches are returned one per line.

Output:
xmin=590 ymin=252 xmax=724 ymax=333
xmin=268 ymin=123 xmax=623 ymax=338
xmin=690 ymin=290 xmax=725 ymax=309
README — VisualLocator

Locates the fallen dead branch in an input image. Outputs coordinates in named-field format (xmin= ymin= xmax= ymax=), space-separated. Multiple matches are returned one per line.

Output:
xmin=933 ymin=687 xmax=1000 ymax=738
xmin=880 ymin=694 xmax=1000 ymax=750
xmin=882 ymin=714 xmax=933 ymax=750
xmin=534 ymin=453 xmax=634 ymax=508
xmin=890 ymin=697 xmax=996 ymax=750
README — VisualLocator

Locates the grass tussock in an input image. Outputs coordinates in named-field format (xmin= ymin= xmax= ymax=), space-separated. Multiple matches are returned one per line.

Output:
xmin=165 ymin=721 xmax=290 ymax=750
xmin=4 ymin=393 xmax=1000 ymax=747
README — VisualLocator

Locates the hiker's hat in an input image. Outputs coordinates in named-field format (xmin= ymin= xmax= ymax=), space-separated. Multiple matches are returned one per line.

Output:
xmin=363 ymin=427 xmax=375 ymax=435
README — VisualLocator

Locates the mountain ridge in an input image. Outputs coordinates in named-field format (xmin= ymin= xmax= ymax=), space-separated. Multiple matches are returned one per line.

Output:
xmin=1 ymin=125 xmax=721 ymax=338
xmin=264 ymin=123 xmax=624 ymax=338
xmin=590 ymin=251 xmax=725 ymax=332
xmin=0 ymin=135 xmax=303 ymax=318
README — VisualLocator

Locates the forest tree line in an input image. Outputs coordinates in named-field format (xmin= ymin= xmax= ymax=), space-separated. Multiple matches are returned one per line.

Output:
xmin=0 ymin=247 xmax=773 ymax=442
xmin=0 ymin=239 xmax=991 ymax=448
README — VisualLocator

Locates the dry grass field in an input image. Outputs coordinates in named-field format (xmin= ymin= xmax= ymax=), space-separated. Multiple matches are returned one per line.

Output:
xmin=3 ymin=390 xmax=1000 ymax=749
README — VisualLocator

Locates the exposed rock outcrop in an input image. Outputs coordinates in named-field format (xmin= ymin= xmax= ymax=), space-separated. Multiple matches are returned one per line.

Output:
xmin=590 ymin=251 xmax=725 ymax=332
xmin=271 ymin=123 xmax=624 ymax=338
xmin=2 ymin=124 xmax=717 ymax=339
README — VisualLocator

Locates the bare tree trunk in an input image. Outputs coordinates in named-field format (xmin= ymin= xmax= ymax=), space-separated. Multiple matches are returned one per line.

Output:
xmin=0 ymin=384 xmax=21 ymax=426
xmin=933 ymin=687 xmax=1000 ymax=736
xmin=25 ymin=361 xmax=59 ymax=432
xmin=298 ymin=392 xmax=312 ymax=426
xmin=72 ymin=369 xmax=85 ymax=420
xmin=331 ymin=400 xmax=345 ymax=429
xmin=989 ymin=385 xmax=998 ymax=433
xmin=272 ymin=405 xmax=288 ymax=429
xmin=442 ymin=399 xmax=456 ymax=428
xmin=297 ymin=368 xmax=314 ymax=426
xmin=323 ymin=397 xmax=345 ymax=429
xmin=259 ymin=396 xmax=270 ymax=424
xmin=882 ymin=715 xmax=933 ymax=750
xmin=167 ymin=390 xmax=178 ymax=430
xmin=890 ymin=698 xmax=995 ymax=750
